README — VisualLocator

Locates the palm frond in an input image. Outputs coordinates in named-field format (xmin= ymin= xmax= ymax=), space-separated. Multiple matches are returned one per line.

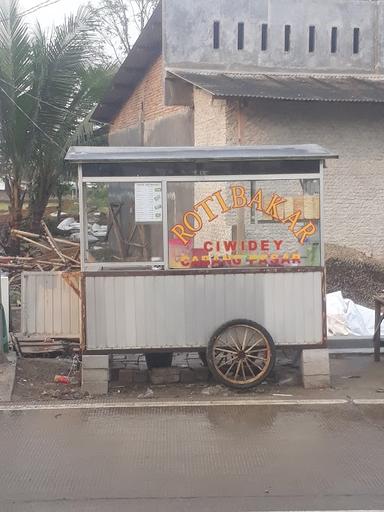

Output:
xmin=0 ymin=0 xmax=33 ymax=176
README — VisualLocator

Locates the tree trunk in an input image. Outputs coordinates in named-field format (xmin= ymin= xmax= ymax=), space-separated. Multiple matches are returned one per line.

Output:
xmin=3 ymin=177 xmax=25 ymax=256
xmin=28 ymin=193 xmax=51 ymax=233
xmin=57 ymin=189 xmax=63 ymax=225
xmin=6 ymin=179 xmax=24 ymax=228
xmin=28 ymin=175 xmax=53 ymax=233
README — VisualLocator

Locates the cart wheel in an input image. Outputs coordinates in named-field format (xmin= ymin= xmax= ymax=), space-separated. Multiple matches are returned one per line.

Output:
xmin=145 ymin=352 xmax=173 ymax=369
xmin=207 ymin=319 xmax=276 ymax=389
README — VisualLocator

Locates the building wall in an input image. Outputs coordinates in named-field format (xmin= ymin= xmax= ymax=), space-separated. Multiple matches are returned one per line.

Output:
xmin=107 ymin=56 xmax=384 ymax=257
xmin=109 ymin=56 xmax=194 ymax=146
xmin=193 ymin=88 xmax=227 ymax=146
xmin=163 ymin=0 xmax=383 ymax=73
xmin=223 ymin=98 xmax=384 ymax=257
xmin=192 ymin=90 xmax=320 ymax=264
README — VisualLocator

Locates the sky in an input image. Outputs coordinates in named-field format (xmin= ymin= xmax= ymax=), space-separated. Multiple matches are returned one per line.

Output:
xmin=21 ymin=0 xmax=92 ymax=28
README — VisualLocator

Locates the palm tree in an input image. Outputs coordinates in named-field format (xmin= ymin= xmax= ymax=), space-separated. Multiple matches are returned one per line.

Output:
xmin=0 ymin=0 xmax=113 ymax=249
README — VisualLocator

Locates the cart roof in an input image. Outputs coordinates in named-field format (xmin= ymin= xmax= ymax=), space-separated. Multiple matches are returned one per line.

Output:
xmin=65 ymin=144 xmax=337 ymax=164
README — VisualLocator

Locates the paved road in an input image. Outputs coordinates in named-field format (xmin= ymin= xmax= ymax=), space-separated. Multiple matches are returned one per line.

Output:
xmin=1 ymin=401 xmax=384 ymax=511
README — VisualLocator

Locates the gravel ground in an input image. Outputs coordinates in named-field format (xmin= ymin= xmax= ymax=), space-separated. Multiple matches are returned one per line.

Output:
xmin=326 ymin=243 xmax=384 ymax=308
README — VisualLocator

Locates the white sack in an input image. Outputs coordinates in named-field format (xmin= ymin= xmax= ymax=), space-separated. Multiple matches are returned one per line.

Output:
xmin=327 ymin=290 xmax=384 ymax=337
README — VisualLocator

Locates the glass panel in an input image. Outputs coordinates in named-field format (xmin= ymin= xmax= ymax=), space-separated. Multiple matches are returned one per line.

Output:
xmin=85 ymin=182 xmax=163 ymax=264
xmin=167 ymin=179 xmax=320 ymax=269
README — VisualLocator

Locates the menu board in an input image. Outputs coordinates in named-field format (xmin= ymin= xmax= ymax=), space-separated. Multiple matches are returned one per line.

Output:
xmin=135 ymin=183 xmax=163 ymax=223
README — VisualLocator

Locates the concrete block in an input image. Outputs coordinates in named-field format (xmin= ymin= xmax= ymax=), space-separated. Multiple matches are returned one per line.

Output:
xmin=82 ymin=381 xmax=109 ymax=396
xmin=180 ymin=368 xmax=195 ymax=384
xmin=149 ymin=367 xmax=180 ymax=385
xmin=118 ymin=369 xmax=134 ymax=385
xmin=82 ymin=368 xmax=109 ymax=383
xmin=300 ymin=349 xmax=331 ymax=389
xmin=302 ymin=374 xmax=331 ymax=389
xmin=133 ymin=370 xmax=149 ymax=384
xmin=110 ymin=369 xmax=120 ymax=382
xmin=300 ymin=349 xmax=330 ymax=376
xmin=193 ymin=367 xmax=210 ymax=382
xmin=180 ymin=367 xmax=210 ymax=383
xmin=82 ymin=355 xmax=109 ymax=369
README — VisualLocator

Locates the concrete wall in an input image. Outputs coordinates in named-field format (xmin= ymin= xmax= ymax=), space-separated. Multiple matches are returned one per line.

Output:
xmin=109 ymin=56 xmax=194 ymax=147
xmin=223 ymin=98 xmax=384 ymax=257
xmin=163 ymin=0 xmax=384 ymax=73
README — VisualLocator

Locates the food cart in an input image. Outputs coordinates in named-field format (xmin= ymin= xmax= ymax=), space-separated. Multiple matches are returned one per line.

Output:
xmin=65 ymin=144 xmax=337 ymax=389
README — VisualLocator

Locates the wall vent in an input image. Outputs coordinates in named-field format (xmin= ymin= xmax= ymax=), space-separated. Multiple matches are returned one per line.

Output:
xmin=309 ymin=25 xmax=315 ymax=53
xmin=353 ymin=27 xmax=360 ymax=54
xmin=213 ymin=21 xmax=220 ymax=49
xmin=331 ymin=27 xmax=338 ymax=53
xmin=284 ymin=25 xmax=291 ymax=52
xmin=261 ymin=23 xmax=268 ymax=51
xmin=238 ymin=22 xmax=244 ymax=50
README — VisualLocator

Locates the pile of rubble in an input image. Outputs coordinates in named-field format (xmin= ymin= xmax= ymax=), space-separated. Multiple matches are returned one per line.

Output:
xmin=57 ymin=216 xmax=107 ymax=243
xmin=325 ymin=244 xmax=384 ymax=308
xmin=0 ymin=221 xmax=80 ymax=276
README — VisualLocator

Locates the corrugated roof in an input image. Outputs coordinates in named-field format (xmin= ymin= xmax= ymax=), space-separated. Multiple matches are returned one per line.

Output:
xmin=169 ymin=70 xmax=384 ymax=103
xmin=92 ymin=3 xmax=162 ymax=123
xmin=65 ymin=144 xmax=337 ymax=163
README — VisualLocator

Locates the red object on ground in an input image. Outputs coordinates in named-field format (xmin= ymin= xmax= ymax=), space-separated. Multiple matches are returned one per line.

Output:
xmin=54 ymin=375 xmax=70 ymax=384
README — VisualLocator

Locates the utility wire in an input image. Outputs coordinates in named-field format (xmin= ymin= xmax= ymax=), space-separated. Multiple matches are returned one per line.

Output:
xmin=0 ymin=77 xmax=75 ymax=115
xmin=0 ymin=84 xmax=61 ymax=148
xmin=1 ymin=0 xmax=65 ymax=23
xmin=0 ymin=76 xmax=105 ymax=126
xmin=19 ymin=0 xmax=64 ymax=18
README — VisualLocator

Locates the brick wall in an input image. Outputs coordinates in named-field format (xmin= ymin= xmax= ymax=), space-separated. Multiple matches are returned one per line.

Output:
xmin=222 ymin=99 xmax=384 ymax=257
xmin=109 ymin=66 xmax=384 ymax=257
xmin=194 ymin=88 xmax=227 ymax=146
xmin=110 ymin=56 xmax=189 ymax=133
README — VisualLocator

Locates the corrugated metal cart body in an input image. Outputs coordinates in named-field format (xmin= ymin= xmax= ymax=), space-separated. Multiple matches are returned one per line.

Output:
xmin=84 ymin=270 xmax=324 ymax=351
xmin=63 ymin=145 xmax=337 ymax=360
xmin=21 ymin=272 xmax=80 ymax=338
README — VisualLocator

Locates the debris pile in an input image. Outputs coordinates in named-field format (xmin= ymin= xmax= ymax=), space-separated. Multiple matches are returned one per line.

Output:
xmin=325 ymin=244 xmax=384 ymax=308
xmin=57 ymin=216 xmax=107 ymax=243
xmin=1 ymin=221 xmax=80 ymax=275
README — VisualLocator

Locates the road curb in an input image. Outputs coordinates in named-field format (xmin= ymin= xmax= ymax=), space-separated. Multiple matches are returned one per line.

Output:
xmin=0 ymin=398 xmax=357 ymax=411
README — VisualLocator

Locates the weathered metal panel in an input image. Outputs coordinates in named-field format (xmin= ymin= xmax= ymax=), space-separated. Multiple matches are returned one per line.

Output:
xmin=65 ymin=144 xmax=337 ymax=163
xmin=21 ymin=272 xmax=80 ymax=338
xmin=85 ymin=271 xmax=323 ymax=350
xmin=169 ymin=70 xmax=384 ymax=103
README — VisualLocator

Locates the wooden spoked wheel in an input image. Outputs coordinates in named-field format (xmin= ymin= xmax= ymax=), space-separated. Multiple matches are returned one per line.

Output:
xmin=207 ymin=319 xmax=276 ymax=389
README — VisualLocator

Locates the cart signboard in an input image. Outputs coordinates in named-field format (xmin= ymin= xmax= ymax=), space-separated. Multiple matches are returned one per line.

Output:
xmin=168 ymin=180 xmax=320 ymax=269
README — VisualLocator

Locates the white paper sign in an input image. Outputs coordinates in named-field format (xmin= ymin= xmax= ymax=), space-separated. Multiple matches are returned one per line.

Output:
xmin=135 ymin=183 xmax=163 ymax=223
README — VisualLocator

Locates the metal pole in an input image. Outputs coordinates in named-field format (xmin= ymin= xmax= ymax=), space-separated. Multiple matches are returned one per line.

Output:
xmin=374 ymin=298 xmax=382 ymax=362
xmin=0 ymin=273 xmax=4 ymax=364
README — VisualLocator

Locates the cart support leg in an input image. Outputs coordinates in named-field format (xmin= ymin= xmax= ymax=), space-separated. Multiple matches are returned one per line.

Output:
xmin=373 ymin=300 xmax=382 ymax=362
xmin=82 ymin=355 xmax=110 ymax=395
xmin=300 ymin=348 xmax=330 ymax=389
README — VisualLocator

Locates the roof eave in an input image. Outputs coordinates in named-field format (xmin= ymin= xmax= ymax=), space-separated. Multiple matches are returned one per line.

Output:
xmin=92 ymin=3 xmax=163 ymax=124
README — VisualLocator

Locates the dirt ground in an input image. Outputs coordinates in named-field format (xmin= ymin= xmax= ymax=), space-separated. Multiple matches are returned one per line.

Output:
xmin=12 ymin=358 xmax=84 ymax=402
xmin=10 ymin=243 xmax=384 ymax=401
xmin=11 ymin=353 xmax=384 ymax=403
xmin=11 ymin=352 xmax=301 ymax=402
xmin=325 ymin=243 xmax=384 ymax=308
